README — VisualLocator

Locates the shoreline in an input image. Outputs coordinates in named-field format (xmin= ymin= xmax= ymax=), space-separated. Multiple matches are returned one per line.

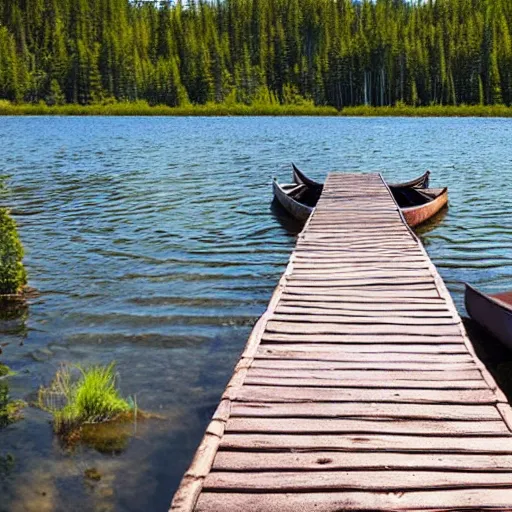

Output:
xmin=1 ymin=102 xmax=512 ymax=117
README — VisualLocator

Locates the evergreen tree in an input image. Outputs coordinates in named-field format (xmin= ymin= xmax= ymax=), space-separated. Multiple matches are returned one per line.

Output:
xmin=1 ymin=0 xmax=512 ymax=108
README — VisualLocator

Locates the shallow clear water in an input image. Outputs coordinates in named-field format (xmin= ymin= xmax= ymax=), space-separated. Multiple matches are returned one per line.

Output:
xmin=0 ymin=116 xmax=511 ymax=511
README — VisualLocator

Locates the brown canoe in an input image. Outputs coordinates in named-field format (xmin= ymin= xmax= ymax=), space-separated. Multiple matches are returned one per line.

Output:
xmin=395 ymin=187 xmax=449 ymax=228
xmin=465 ymin=284 xmax=512 ymax=350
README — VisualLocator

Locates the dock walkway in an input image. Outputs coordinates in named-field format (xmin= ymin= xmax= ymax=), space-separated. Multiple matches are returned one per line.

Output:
xmin=171 ymin=173 xmax=512 ymax=511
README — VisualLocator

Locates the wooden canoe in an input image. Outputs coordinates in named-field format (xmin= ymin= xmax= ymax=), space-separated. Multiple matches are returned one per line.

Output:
xmin=292 ymin=163 xmax=430 ymax=191
xmin=272 ymin=180 xmax=315 ymax=221
xmin=396 ymin=187 xmax=448 ymax=228
xmin=465 ymin=284 xmax=512 ymax=350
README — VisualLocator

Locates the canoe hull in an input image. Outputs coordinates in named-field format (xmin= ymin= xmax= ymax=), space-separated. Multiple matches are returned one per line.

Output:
xmin=272 ymin=180 xmax=313 ymax=221
xmin=401 ymin=188 xmax=448 ymax=227
xmin=465 ymin=284 xmax=512 ymax=350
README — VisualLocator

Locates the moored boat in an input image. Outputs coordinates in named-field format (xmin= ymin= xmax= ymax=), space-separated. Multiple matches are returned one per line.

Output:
xmin=292 ymin=163 xmax=430 ymax=191
xmin=465 ymin=284 xmax=512 ymax=350
xmin=393 ymin=187 xmax=448 ymax=228
xmin=272 ymin=179 xmax=316 ymax=221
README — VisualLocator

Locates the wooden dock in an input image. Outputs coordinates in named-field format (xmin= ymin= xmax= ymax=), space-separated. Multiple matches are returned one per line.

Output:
xmin=171 ymin=173 xmax=512 ymax=511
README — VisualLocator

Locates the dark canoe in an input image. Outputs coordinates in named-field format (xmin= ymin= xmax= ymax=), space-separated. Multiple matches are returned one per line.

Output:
xmin=292 ymin=163 xmax=430 ymax=191
xmin=272 ymin=179 xmax=317 ymax=221
xmin=394 ymin=187 xmax=448 ymax=227
xmin=465 ymin=284 xmax=512 ymax=350
xmin=291 ymin=163 xmax=323 ymax=192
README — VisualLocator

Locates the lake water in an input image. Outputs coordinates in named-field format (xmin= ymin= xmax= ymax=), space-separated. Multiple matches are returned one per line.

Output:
xmin=0 ymin=116 xmax=511 ymax=511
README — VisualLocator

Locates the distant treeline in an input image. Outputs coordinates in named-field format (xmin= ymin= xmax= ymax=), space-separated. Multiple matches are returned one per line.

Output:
xmin=1 ymin=0 xmax=512 ymax=108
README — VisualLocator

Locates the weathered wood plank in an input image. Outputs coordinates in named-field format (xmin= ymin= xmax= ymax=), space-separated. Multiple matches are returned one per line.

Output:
xmin=212 ymin=450 xmax=512 ymax=472
xmin=230 ymin=402 xmax=500 ymax=420
xmin=280 ymin=293 xmax=445 ymax=304
xmin=291 ymin=269 xmax=433 ymax=277
xmin=204 ymin=470 xmax=512 ymax=492
xmin=243 ymin=376 xmax=486 ymax=389
xmin=271 ymin=313 xmax=457 ymax=326
xmin=247 ymin=367 xmax=483 ymax=381
xmin=220 ymin=433 xmax=512 ymax=453
xmin=196 ymin=489 xmax=512 ymax=511
xmin=258 ymin=343 xmax=467 ymax=354
xmin=251 ymin=359 xmax=479 ymax=371
xmin=261 ymin=333 xmax=464 ymax=344
xmin=225 ymin=417 xmax=506 ymax=435
xmin=276 ymin=303 xmax=449 ymax=314
xmin=256 ymin=350 xmax=473 ymax=363
xmin=265 ymin=321 xmax=461 ymax=336
xmin=282 ymin=289 xmax=441 ymax=298
xmin=233 ymin=385 xmax=498 ymax=405
xmin=285 ymin=280 xmax=437 ymax=289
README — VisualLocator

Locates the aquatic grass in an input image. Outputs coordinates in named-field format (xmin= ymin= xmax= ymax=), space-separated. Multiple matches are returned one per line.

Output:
xmin=0 ymin=99 xmax=337 ymax=116
xmin=0 ymin=382 xmax=25 ymax=427
xmin=1 ymin=99 xmax=512 ymax=117
xmin=0 ymin=363 xmax=10 ymax=377
xmin=338 ymin=104 xmax=512 ymax=117
xmin=38 ymin=362 xmax=133 ymax=437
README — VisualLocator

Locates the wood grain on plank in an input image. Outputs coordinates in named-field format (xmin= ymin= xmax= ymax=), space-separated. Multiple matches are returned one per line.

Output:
xmin=195 ymin=489 xmax=512 ymax=511
xmin=265 ymin=321 xmax=460 ymax=336
xmin=204 ymin=470 xmax=512 ymax=492
xmin=212 ymin=450 xmax=512 ymax=472
xmin=247 ymin=367 xmax=483 ymax=381
xmin=261 ymin=333 xmax=463 ymax=344
xmin=243 ymin=376 xmax=486 ymax=389
xmin=219 ymin=433 xmax=512 ymax=453
xmin=270 ymin=313 xmax=457 ymax=326
xmin=233 ymin=385 xmax=499 ymax=405
xmin=225 ymin=417 xmax=507 ymax=435
xmin=251 ymin=359 xmax=479 ymax=371
xmin=230 ymin=402 xmax=500 ymax=420
xmin=258 ymin=343 xmax=467 ymax=354
xmin=275 ymin=304 xmax=450 ymax=315
xmin=256 ymin=350 xmax=473 ymax=363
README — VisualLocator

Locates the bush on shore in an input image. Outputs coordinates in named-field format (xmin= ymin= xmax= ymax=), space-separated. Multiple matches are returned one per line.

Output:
xmin=0 ymin=208 xmax=27 ymax=295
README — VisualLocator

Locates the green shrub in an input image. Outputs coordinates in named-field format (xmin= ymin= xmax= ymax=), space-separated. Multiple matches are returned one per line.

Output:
xmin=0 ymin=363 xmax=11 ymax=377
xmin=0 ymin=382 xmax=25 ymax=427
xmin=0 ymin=208 xmax=26 ymax=295
xmin=38 ymin=362 xmax=133 ymax=436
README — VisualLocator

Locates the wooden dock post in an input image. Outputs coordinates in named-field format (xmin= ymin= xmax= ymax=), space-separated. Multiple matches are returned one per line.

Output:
xmin=170 ymin=173 xmax=512 ymax=511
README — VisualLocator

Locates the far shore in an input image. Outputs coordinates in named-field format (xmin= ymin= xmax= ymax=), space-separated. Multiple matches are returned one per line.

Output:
xmin=1 ymin=101 xmax=512 ymax=117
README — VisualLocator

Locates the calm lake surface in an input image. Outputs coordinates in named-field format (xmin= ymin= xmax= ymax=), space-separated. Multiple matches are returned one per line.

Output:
xmin=0 ymin=117 xmax=511 ymax=511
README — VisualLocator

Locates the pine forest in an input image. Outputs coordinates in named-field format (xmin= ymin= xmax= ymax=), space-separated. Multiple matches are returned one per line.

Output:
xmin=1 ymin=0 xmax=512 ymax=109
